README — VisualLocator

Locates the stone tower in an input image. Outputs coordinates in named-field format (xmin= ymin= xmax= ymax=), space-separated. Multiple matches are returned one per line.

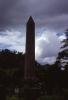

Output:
xmin=24 ymin=16 xmax=35 ymax=80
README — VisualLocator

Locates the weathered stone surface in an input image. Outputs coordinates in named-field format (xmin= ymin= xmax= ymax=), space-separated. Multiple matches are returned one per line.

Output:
xmin=24 ymin=16 xmax=35 ymax=80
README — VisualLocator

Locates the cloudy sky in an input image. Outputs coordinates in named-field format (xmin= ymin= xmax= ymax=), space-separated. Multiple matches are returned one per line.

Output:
xmin=0 ymin=0 xmax=67 ymax=64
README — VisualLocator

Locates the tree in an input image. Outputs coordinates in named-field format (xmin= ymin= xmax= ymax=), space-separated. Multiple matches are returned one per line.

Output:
xmin=56 ymin=29 xmax=68 ymax=70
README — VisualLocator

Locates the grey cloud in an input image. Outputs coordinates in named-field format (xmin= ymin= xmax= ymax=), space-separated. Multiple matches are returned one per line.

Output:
xmin=0 ymin=43 xmax=11 ymax=49
xmin=35 ymin=31 xmax=61 ymax=64
xmin=33 ymin=0 xmax=68 ymax=16
xmin=0 ymin=0 xmax=27 ymax=29
xmin=0 ymin=0 xmax=68 ymax=32
xmin=0 ymin=31 xmax=8 ymax=36
xmin=28 ymin=0 xmax=68 ymax=32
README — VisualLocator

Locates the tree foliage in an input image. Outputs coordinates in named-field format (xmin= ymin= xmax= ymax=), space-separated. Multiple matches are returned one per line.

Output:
xmin=56 ymin=29 xmax=68 ymax=70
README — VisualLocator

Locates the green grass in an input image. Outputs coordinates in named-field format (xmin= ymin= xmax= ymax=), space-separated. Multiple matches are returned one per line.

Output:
xmin=7 ymin=96 xmax=24 ymax=100
xmin=37 ymin=95 xmax=61 ymax=100
xmin=7 ymin=96 xmax=18 ymax=100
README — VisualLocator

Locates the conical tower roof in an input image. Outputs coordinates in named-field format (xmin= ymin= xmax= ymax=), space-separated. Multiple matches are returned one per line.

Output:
xmin=27 ymin=16 xmax=35 ymax=24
